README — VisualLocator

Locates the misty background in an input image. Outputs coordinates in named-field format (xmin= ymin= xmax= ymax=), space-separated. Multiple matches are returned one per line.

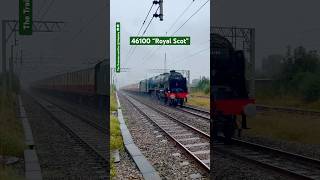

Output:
xmin=213 ymin=0 xmax=320 ymax=71
xmin=0 ymin=0 xmax=107 ymax=87
xmin=110 ymin=0 xmax=210 ymax=88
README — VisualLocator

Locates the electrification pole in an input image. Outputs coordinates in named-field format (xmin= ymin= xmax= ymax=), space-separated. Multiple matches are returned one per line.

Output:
xmin=2 ymin=20 xmax=6 ymax=74
xmin=9 ymin=45 xmax=13 ymax=92
xmin=20 ymin=49 xmax=22 ymax=65
xmin=164 ymin=53 xmax=166 ymax=73
xmin=1 ymin=20 xmax=65 ymax=92
xmin=111 ymin=67 xmax=130 ymax=89
xmin=153 ymin=0 xmax=164 ymax=21
xmin=159 ymin=0 xmax=163 ymax=21
xmin=250 ymin=29 xmax=255 ymax=98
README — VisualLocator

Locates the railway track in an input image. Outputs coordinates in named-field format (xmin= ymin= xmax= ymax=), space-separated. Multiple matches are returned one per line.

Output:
xmin=180 ymin=102 xmax=320 ymax=118
xmin=127 ymin=91 xmax=211 ymax=120
xmin=122 ymin=92 xmax=211 ymax=172
xmin=160 ymin=98 xmax=320 ymax=117
xmin=180 ymin=105 xmax=210 ymax=120
xmin=31 ymin=94 xmax=109 ymax=179
xmin=257 ymin=104 xmax=320 ymax=116
xmin=33 ymin=90 xmax=320 ymax=179
xmin=181 ymin=105 xmax=320 ymax=178
xmin=215 ymin=138 xmax=320 ymax=180
xmin=125 ymin=91 xmax=320 ymax=179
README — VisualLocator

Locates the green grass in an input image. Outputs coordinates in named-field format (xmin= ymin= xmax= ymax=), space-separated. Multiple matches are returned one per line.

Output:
xmin=255 ymin=85 xmax=320 ymax=110
xmin=0 ymin=93 xmax=24 ymax=157
xmin=245 ymin=111 xmax=320 ymax=144
xmin=252 ymin=87 xmax=320 ymax=144
xmin=110 ymin=89 xmax=118 ymax=112
xmin=186 ymin=91 xmax=210 ymax=109
xmin=110 ymin=157 xmax=116 ymax=179
xmin=256 ymin=94 xmax=320 ymax=111
xmin=0 ymin=166 xmax=24 ymax=180
xmin=0 ymin=92 xmax=25 ymax=180
xmin=124 ymin=117 xmax=129 ymax=125
xmin=110 ymin=115 xmax=123 ymax=150
xmin=109 ymin=88 xmax=123 ymax=178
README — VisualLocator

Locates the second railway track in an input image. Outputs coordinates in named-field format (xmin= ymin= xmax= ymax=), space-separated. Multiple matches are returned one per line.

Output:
xmin=257 ymin=104 xmax=320 ymax=116
xmin=30 ymin=93 xmax=109 ymax=179
xmin=125 ymin=91 xmax=320 ymax=179
xmin=214 ymin=138 xmax=320 ymax=180
xmin=180 ymin=105 xmax=210 ymax=120
xmin=32 ymin=90 xmax=320 ymax=179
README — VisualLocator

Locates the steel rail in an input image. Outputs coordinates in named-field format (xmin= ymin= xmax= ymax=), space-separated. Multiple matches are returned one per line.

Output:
xmin=123 ymin=93 xmax=210 ymax=172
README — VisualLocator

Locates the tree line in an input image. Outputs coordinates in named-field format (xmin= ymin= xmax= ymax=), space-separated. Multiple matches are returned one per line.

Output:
xmin=260 ymin=46 xmax=320 ymax=101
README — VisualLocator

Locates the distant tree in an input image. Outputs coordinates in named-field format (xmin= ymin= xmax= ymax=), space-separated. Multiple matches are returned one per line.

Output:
xmin=276 ymin=45 xmax=320 ymax=101
xmin=195 ymin=77 xmax=210 ymax=94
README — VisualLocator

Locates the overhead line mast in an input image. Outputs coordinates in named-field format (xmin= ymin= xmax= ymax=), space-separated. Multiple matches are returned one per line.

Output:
xmin=125 ymin=0 xmax=164 ymax=67
xmin=153 ymin=0 xmax=164 ymax=21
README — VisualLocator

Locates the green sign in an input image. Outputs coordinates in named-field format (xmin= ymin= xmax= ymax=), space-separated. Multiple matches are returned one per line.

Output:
xmin=19 ymin=0 xmax=33 ymax=35
xmin=130 ymin=36 xmax=190 ymax=45
xmin=116 ymin=22 xmax=120 ymax=73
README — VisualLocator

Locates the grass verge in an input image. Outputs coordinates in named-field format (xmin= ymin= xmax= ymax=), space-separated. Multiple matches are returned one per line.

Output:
xmin=110 ymin=89 xmax=117 ymax=112
xmin=186 ymin=91 xmax=210 ymax=109
xmin=110 ymin=88 xmax=123 ymax=178
xmin=245 ymin=111 xmax=320 ymax=145
xmin=0 ymin=166 xmax=24 ymax=180
xmin=0 ymin=92 xmax=25 ymax=179
xmin=256 ymin=93 xmax=320 ymax=111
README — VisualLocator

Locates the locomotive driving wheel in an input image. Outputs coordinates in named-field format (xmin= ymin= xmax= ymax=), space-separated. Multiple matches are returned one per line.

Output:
xmin=223 ymin=115 xmax=236 ymax=144
xmin=179 ymin=99 xmax=184 ymax=107
xmin=213 ymin=114 xmax=236 ymax=144
xmin=170 ymin=99 xmax=177 ymax=107
xmin=164 ymin=97 xmax=168 ymax=105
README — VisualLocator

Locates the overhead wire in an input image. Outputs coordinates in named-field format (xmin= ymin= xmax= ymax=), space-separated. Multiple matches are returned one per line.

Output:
xmin=139 ymin=0 xmax=209 ymax=65
xmin=172 ymin=0 xmax=209 ymax=35
xmin=126 ymin=3 xmax=155 ymax=58
xmin=142 ymin=6 xmax=160 ymax=35
xmin=38 ymin=0 xmax=49 ymax=19
xmin=39 ymin=0 xmax=55 ymax=20
xmin=70 ymin=4 xmax=107 ymax=41
xmin=138 ymin=3 xmax=156 ymax=36
xmin=166 ymin=0 xmax=195 ymax=34
xmin=171 ymin=47 xmax=209 ymax=65
xmin=149 ymin=40 xmax=209 ymax=70
xmin=124 ymin=5 xmax=160 ymax=67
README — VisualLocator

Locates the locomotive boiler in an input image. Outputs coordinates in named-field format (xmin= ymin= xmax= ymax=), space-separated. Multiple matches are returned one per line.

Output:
xmin=139 ymin=70 xmax=188 ymax=106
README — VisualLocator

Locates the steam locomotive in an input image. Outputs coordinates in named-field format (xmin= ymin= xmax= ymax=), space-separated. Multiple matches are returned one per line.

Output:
xmin=211 ymin=33 xmax=256 ymax=143
xmin=139 ymin=70 xmax=188 ymax=106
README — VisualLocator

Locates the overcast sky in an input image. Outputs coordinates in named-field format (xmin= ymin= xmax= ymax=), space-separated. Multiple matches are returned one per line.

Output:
xmin=213 ymin=0 xmax=320 ymax=69
xmin=3 ymin=1 xmax=317 ymax=88
xmin=111 ymin=0 xmax=210 ymax=87
xmin=1 ymin=0 xmax=107 ymax=87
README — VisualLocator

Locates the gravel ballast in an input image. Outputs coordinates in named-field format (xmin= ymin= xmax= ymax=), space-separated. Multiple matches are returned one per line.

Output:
xmin=22 ymin=93 xmax=108 ymax=179
xmin=127 ymin=93 xmax=210 ymax=134
xmin=34 ymin=92 xmax=144 ymax=179
xmin=119 ymin=93 xmax=210 ymax=179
